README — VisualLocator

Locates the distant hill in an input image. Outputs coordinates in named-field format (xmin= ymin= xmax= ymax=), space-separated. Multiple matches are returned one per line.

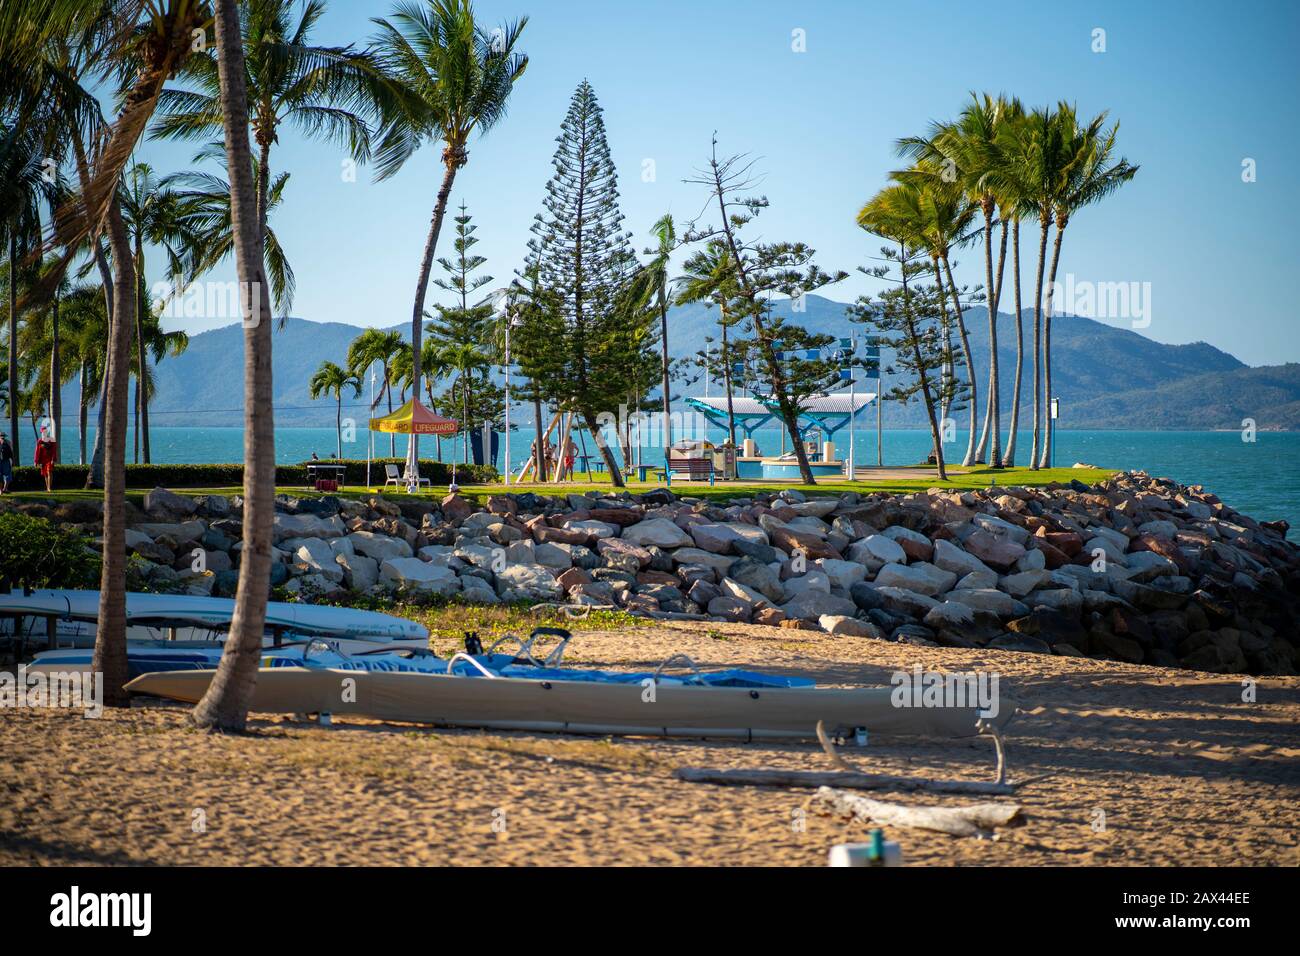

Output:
xmin=72 ymin=294 xmax=1298 ymax=430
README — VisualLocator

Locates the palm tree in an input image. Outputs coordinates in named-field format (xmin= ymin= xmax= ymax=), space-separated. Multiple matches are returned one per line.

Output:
xmin=190 ymin=0 xmax=281 ymax=732
xmin=347 ymin=328 xmax=406 ymax=456
xmin=989 ymin=106 xmax=1063 ymax=470
xmin=119 ymin=162 xmax=195 ymax=463
xmin=1 ymin=1 xmax=207 ymax=708
xmin=622 ymin=214 xmax=677 ymax=460
xmin=309 ymin=360 xmax=361 ymax=456
xmin=438 ymin=339 xmax=490 ymax=463
xmin=891 ymin=162 xmax=979 ymax=463
xmin=899 ymin=94 xmax=1011 ymax=466
xmin=163 ymin=158 xmax=296 ymax=317
xmin=993 ymin=102 xmax=1031 ymax=466
xmin=1035 ymin=104 xmax=1138 ymax=469
xmin=152 ymin=0 xmax=391 ymax=253
xmin=675 ymin=241 xmax=738 ymax=444
xmin=857 ymin=183 xmax=949 ymax=481
xmin=370 ymin=0 xmax=527 ymax=479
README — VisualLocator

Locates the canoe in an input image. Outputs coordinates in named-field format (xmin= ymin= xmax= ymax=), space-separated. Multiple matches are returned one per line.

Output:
xmin=125 ymin=666 xmax=1010 ymax=740
xmin=1 ymin=589 xmax=427 ymax=647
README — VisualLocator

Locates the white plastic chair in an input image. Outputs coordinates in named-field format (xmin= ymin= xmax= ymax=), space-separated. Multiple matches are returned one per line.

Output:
xmin=383 ymin=463 xmax=402 ymax=489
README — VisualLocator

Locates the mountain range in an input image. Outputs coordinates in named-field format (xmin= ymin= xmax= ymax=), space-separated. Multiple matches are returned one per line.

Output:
xmin=75 ymin=294 xmax=1298 ymax=431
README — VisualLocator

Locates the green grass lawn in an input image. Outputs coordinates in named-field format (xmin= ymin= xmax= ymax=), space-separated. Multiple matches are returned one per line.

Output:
xmin=3 ymin=464 xmax=1116 ymax=505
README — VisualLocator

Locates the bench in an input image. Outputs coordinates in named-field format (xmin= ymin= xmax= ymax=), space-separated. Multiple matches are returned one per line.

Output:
xmin=654 ymin=455 xmax=715 ymax=486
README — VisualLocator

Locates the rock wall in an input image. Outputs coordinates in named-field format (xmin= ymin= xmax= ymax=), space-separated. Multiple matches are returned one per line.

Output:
xmin=18 ymin=471 xmax=1298 ymax=675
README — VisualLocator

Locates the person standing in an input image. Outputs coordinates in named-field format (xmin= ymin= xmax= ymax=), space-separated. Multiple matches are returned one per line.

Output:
xmin=0 ymin=433 xmax=12 ymax=493
xmin=34 ymin=433 xmax=57 ymax=492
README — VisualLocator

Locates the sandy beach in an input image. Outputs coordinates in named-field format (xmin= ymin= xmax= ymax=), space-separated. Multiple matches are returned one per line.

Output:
xmin=3 ymin=622 xmax=1297 ymax=867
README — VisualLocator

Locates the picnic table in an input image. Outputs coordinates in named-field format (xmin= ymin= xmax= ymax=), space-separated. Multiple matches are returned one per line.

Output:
xmin=306 ymin=462 xmax=347 ymax=490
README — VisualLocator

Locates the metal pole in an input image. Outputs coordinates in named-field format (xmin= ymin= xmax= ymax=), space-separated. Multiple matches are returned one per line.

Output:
xmin=504 ymin=317 xmax=512 ymax=486
xmin=366 ymin=365 xmax=376 ymax=488
xmin=876 ymin=364 xmax=883 ymax=468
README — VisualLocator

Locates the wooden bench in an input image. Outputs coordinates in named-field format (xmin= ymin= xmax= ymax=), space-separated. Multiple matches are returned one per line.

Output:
xmin=654 ymin=455 xmax=715 ymax=485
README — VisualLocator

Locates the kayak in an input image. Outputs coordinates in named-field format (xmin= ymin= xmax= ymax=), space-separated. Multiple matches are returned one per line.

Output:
xmin=125 ymin=663 xmax=1010 ymax=740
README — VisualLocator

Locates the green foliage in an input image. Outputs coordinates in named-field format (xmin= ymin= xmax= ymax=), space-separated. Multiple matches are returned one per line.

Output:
xmin=513 ymin=80 xmax=654 ymax=480
xmin=0 ymin=510 xmax=99 ymax=588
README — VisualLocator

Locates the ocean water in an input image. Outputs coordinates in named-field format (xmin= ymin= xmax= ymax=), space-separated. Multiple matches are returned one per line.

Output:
xmin=61 ymin=421 xmax=1299 ymax=531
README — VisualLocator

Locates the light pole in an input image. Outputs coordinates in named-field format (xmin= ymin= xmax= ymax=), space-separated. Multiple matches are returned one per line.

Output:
xmin=503 ymin=313 xmax=520 ymax=486
xmin=366 ymin=365 xmax=377 ymax=488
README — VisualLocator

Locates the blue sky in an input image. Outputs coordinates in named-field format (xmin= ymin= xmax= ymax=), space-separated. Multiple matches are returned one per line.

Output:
xmin=131 ymin=0 xmax=1300 ymax=366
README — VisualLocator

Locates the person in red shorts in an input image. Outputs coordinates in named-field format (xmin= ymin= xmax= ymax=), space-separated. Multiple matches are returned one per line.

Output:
xmin=34 ymin=433 xmax=57 ymax=492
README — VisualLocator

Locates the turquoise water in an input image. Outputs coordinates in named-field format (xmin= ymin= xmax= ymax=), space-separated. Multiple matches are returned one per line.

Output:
xmin=64 ymin=422 xmax=1298 ymax=531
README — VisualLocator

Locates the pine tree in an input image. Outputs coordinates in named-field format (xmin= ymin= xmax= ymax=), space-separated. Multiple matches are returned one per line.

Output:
xmin=428 ymin=202 xmax=499 ymax=461
xmin=513 ymin=79 xmax=650 ymax=487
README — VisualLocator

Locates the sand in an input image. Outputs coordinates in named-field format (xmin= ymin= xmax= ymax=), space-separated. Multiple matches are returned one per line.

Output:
xmin=2 ymin=622 xmax=1298 ymax=866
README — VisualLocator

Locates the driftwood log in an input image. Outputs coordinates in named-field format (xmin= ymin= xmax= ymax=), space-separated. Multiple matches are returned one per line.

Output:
xmin=815 ymin=786 xmax=1022 ymax=838
xmin=673 ymin=767 xmax=1016 ymax=796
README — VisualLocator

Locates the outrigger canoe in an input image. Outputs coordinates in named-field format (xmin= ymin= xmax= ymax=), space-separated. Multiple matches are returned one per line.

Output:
xmin=126 ymin=663 xmax=1011 ymax=741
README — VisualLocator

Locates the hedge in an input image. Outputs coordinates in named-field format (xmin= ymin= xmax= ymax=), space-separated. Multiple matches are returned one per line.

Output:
xmin=5 ymin=458 xmax=499 ymax=492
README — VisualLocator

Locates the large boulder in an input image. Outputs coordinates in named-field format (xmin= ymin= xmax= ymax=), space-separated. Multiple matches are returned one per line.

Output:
xmin=379 ymin=557 xmax=461 ymax=596
xmin=494 ymin=563 xmax=561 ymax=601
xmin=819 ymin=614 xmax=881 ymax=637
xmin=348 ymin=529 xmax=414 ymax=562
xmin=867 ymin=586 xmax=940 ymax=619
xmin=780 ymin=590 xmax=857 ymax=621
xmin=144 ymin=486 xmax=198 ymax=518
xmin=293 ymin=539 xmax=344 ymax=583
xmin=688 ymin=522 xmax=742 ymax=554
xmin=817 ymin=558 xmax=867 ymax=591
xmin=273 ymin=512 xmax=346 ymax=542
xmin=851 ymin=534 xmax=906 ymax=568
xmin=719 ymin=576 xmax=772 ymax=608
xmin=872 ymin=561 xmax=956 ymax=597
xmin=622 ymin=518 xmax=694 ymax=549
xmin=962 ymin=529 xmax=1027 ymax=571
xmin=932 ymin=539 xmax=993 ymax=577
xmin=336 ymin=552 xmax=379 ymax=591
xmin=945 ymin=588 xmax=1028 ymax=618
xmin=727 ymin=556 xmax=785 ymax=602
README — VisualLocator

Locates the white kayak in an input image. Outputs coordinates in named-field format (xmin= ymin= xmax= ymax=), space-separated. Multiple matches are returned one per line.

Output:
xmin=126 ymin=666 xmax=1012 ymax=741
xmin=1 ymin=589 xmax=428 ymax=648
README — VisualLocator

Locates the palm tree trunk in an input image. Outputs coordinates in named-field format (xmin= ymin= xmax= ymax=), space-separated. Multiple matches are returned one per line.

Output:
xmin=133 ymin=240 xmax=146 ymax=465
xmin=191 ymin=0 xmax=278 ymax=732
xmin=385 ymin=372 xmax=394 ymax=457
xmin=932 ymin=254 xmax=953 ymax=423
xmin=1037 ymin=220 xmax=1066 ymax=469
xmin=462 ymin=374 xmax=470 ymax=465
xmin=78 ymin=362 xmax=87 ymax=465
xmin=335 ymin=393 xmax=343 ymax=457
xmin=1003 ymin=219 xmax=1024 ymax=466
xmin=980 ymin=213 xmax=1008 ymax=467
xmin=940 ymin=255 xmax=978 ymax=467
xmin=973 ymin=203 xmax=997 ymax=464
xmin=659 ymin=285 xmax=672 ymax=459
xmin=1028 ymin=213 xmax=1050 ymax=469
xmin=8 ymin=227 xmax=18 ymax=464
xmin=407 ymin=161 xmax=460 ymax=480
xmin=71 ymin=122 xmax=115 ymax=488
xmin=902 ymin=242 xmax=946 ymax=481
xmin=91 ymin=195 xmax=136 ymax=708
xmin=50 ymin=292 xmax=61 ymax=462
xmin=532 ymin=394 xmax=544 ymax=481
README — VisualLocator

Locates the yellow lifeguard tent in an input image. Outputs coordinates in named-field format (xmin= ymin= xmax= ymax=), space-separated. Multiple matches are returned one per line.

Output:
xmin=366 ymin=399 xmax=458 ymax=489
xmin=369 ymin=398 xmax=459 ymax=436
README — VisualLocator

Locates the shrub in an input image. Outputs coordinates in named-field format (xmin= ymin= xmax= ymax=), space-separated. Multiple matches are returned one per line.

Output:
xmin=0 ymin=511 xmax=101 ymax=589
xmin=13 ymin=459 xmax=499 ymax=492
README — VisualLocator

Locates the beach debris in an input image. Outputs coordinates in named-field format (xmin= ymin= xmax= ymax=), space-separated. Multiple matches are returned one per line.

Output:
xmin=814 ymin=787 xmax=1023 ymax=839
xmin=829 ymin=829 xmax=902 ymax=866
